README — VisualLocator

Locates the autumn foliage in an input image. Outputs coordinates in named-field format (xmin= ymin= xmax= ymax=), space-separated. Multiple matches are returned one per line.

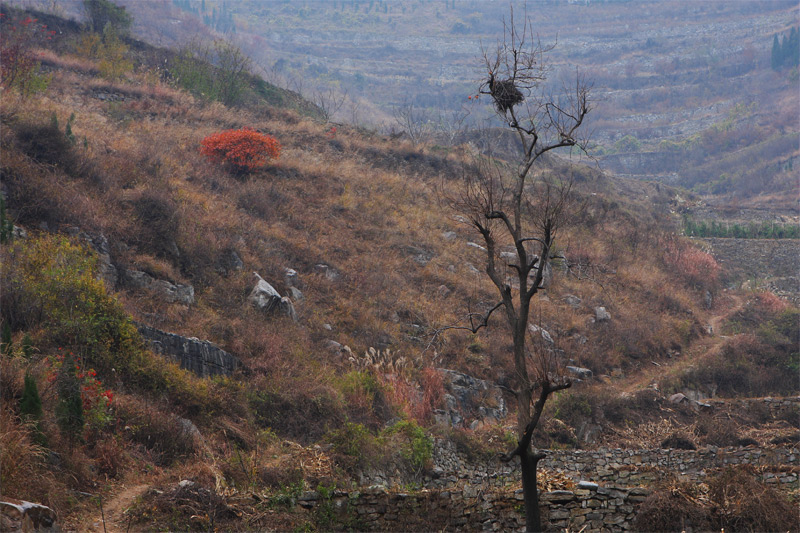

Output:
xmin=199 ymin=127 xmax=280 ymax=173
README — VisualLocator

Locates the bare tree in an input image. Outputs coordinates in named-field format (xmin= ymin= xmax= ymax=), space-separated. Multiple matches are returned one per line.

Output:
xmin=392 ymin=101 xmax=431 ymax=145
xmin=446 ymin=8 xmax=590 ymax=532
xmin=435 ymin=104 xmax=472 ymax=146
xmin=312 ymin=85 xmax=348 ymax=123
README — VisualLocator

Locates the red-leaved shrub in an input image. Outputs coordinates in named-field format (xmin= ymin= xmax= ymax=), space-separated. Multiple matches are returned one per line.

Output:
xmin=200 ymin=128 xmax=280 ymax=173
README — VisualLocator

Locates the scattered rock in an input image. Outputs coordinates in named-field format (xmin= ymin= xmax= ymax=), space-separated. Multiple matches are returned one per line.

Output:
xmin=436 ymin=369 xmax=506 ymax=427
xmin=499 ymin=251 xmax=517 ymax=263
xmin=249 ymin=272 xmax=297 ymax=321
xmin=566 ymin=366 xmax=593 ymax=380
xmin=284 ymin=268 xmax=299 ymax=287
xmin=595 ymin=306 xmax=611 ymax=322
xmin=466 ymin=242 xmax=487 ymax=252
xmin=0 ymin=498 xmax=58 ymax=532
xmin=441 ymin=231 xmax=457 ymax=241
xmin=120 ymin=268 xmax=194 ymax=305
xmin=668 ymin=393 xmax=688 ymax=404
xmin=529 ymin=324 xmax=554 ymax=344
xmin=400 ymin=245 xmax=435 ymax=265
xmin=216 ymin=249 xmax=243 ymax=275
xmin=288 ymin=287 xmax=304 ymax=301
xmin=564 ymin=294 xmax=581 ymax=308
xmin=314 ymin=264 xmax=340 ymax=281
xmin=12 ymin=225 xmax=27 ymax=240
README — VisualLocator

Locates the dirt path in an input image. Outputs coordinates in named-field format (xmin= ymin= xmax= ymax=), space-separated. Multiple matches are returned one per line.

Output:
xmin=84 ymin=483 xmax=150 ymax=533
xmin=616 ymin=291 xmax=746 ymax=395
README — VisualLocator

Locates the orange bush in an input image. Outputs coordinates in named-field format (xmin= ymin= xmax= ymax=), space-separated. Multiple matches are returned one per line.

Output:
xmin=199 ymin=128 xmax=280 ymax=173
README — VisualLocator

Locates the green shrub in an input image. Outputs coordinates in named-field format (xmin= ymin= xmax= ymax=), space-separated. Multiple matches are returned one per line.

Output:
xmin=553 ymin=392 xmax=592 ymax=427
xmin=0 ymin=235 xmax=216 ymax=412
xmin=325 ymin=421 xmax=380 ymax=472
xmin=383 ymin=419 xmax=433 ymax=472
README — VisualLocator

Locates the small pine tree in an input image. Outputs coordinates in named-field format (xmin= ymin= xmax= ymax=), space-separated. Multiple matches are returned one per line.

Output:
xmin=0 ymin=195 xmax=14 ymax=244
xmin=21 ymin=333 xmax=34 ymax=359
xmin=55 ymin=353 xmax=84 ymax=443
xmin=20 ymin=373 xmax=43 ymax=420
xmin=1 ymin=322 xmax=12 ymax=356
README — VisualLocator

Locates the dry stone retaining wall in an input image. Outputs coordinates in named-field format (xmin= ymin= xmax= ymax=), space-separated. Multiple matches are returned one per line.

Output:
xmin=298 ymin=483 xmax=651 ymax=532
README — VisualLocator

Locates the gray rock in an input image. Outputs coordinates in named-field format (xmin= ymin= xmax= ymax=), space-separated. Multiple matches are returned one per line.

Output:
xmin=288 ymin=287 xmax=304 ymax=301
xmin=567 ymin=366 xmax=593 ymax=380
xmin=669 ymin=393 xmax=688 ymax=404
xmin=177 ymin=417 xmax=202 ymax=441
xmin=467 ymin=242 xmax=487 ymax=252
xmin=0 ymin=499 xmax=58 ymax=532
xmin=578 ymin=481 xmax=599 ymax=490
xmin=400 ymin=245 xmax=434 ymax=265
xmin=595 ymin=306 xmax=611 ymax=322
xmin=249 ymin=273 xmax=297 ymax=321
xmin=314 ymin=264 xmax=340 ymax=281
xmin=120 ymin=269 xmax=194 ymax=305
xmin=120 ymin=268 xmax=153 ymax=289
xmin=12 ymin=225 xmax=27 ymax=240
xmin=529 ymin=324 xmax=554 ymax=344
xmin=137 ymin=323 xmax=241 ymax=378
xmin=437 ymin=369 xmax=506 ymax=427
xmin=441 ymin=231 xmax=457 ymax=241
xmin=216 ymin=249 xmax=243 ymax=275
xmin=565 ymin=294 xmax=582 ymax=308
xmin=284 ymin=268 xmax=299 ymax=287
xmin=499 ymin=251 xmax=517 ymax=263
xmin=152 ymin=279 xmax=195 ymax=305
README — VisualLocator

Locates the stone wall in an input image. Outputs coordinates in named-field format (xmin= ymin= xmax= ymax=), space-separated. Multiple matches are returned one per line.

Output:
xmin=366 ymin=438 xmax=799 ymax=492
xmin=297 ymin=483 xmax=651 ymax=532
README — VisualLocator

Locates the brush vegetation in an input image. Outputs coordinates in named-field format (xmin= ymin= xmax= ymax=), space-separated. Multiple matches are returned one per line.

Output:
xmin=0 ymin=6 xmax=796 ymax=530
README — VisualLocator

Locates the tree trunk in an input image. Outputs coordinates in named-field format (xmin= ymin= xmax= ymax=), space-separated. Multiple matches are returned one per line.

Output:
xmin=520 ymin=449 xmax=543 ymax=532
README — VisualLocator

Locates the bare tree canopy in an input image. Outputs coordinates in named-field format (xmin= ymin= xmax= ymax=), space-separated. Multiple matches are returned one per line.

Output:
xmin=445 ymin=7 xmax=591 ymax=532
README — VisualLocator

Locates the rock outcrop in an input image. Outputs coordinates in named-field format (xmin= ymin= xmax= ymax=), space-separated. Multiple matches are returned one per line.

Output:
xmin=0 ymin=498 xmax=58 ymax=532
xmin=434 ymin=369 xmax=507 ymax=429
xmin=248 ymin=272 xmax=297 ymax=321
xmin=136 ymin=324 xmax=240 ymax=378
xmin=120 ymin=269 xmax=195 ymax=306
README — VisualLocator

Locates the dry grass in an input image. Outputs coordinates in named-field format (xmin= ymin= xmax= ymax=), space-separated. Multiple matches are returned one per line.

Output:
xmin=1 ymin=29 xmax=797 ymax=527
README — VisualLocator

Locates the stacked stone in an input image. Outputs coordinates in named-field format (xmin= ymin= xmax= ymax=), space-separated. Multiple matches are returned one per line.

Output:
xmin=295 ymin=484 xmax=651 ymax=532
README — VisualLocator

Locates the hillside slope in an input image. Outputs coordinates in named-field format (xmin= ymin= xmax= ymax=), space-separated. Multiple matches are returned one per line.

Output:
xmin=0 ymin=9 xmax=797 ymax=530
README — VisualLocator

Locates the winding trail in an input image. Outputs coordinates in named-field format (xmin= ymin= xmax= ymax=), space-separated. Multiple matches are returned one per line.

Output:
xmin=85 ymin=483 xmax=150 ymax=533
xmin=617 ymin=291 xmax=746 ymax=395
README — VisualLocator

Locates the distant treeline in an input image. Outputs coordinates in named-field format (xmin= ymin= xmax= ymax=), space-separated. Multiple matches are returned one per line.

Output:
xmin=771 ymin=27 xmax=799 ymax=70
xmin=684 ymin=217 xmax=799 ymax=239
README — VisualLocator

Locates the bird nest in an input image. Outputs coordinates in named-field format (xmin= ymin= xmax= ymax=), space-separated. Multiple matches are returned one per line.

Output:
xmin=489 ymin=77 xmax=524 ymax=112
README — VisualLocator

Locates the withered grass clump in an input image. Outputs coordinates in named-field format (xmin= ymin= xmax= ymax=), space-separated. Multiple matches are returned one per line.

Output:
xmin=634 ymin=468 xmax=798 ymax=533
xmin=708 ymin=466 xmax=799 ymax=532
xmin=633 ymin=482 xmax=712 ymax=532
